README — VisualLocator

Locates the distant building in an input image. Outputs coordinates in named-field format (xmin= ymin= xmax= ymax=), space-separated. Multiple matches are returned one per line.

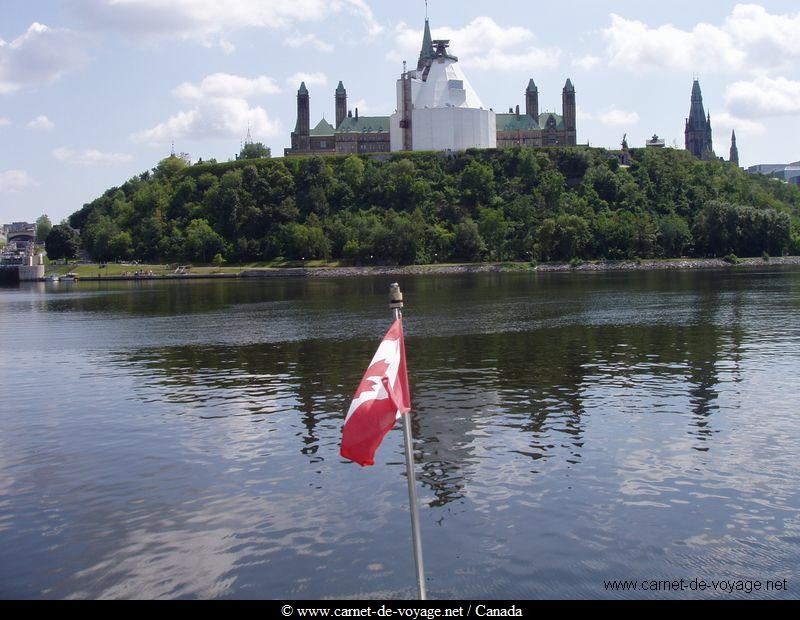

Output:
xmin=646 ymin=134 xmax=666 ymax=148
xmin=285 ymin=15 xmax=577 ymax=156
xmin=685 ymin=80 xmax=714 ymax=160
xmin=6 ymin=222 xmax=36 ymax=244
xmin=285 ymin=82 xmax=391 ymax=156
xmin=747 ymin=161 xmax=800 ymax=185
xmin=747 ymin=164 xmax=788 ymax=175
xmin=774 ymin=163 xmax=800 ymax=185
xmin=495 ymin=79 xmax=577 ymax=148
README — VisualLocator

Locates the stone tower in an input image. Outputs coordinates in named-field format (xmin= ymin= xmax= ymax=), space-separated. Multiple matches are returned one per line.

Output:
xmin=729 ymin=130 xmax=739 ymax=167
xmin=562 ymin=79 xmax=577 ymax=145
xmin=526 ymin=79 xmax=539 ymax=119
xmin=292 ymin=82 xmax=310 ymax=152
xmin=685 ymin=80 xmax=714 ymax=160
xmin=335 ymin=81 xmax=347 ymax=129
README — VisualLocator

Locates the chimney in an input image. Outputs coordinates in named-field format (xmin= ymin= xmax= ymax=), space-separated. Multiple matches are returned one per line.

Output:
xmin=515 ymin=105 xmax=520 ymax=118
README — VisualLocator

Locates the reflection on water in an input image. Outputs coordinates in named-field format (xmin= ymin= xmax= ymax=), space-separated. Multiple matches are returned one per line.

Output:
xmin=1 ymin=269 xmax=799 ymax=599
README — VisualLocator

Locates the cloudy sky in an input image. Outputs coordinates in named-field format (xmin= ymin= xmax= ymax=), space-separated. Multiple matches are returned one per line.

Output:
xmin=1 ymin=0 xmax=799 ymax=223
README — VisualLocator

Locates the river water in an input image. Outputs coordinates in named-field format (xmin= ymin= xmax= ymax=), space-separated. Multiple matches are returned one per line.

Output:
xmin=1 ymin=269 xmax=799 ymax=599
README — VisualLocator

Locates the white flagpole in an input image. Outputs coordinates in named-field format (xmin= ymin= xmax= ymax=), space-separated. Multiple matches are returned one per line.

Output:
xmin=389 ymin=283 xmax=427 ymax=600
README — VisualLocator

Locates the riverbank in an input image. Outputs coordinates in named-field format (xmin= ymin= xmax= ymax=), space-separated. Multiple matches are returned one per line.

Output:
xmin=52 ymin=256 xmax=800 ymax=281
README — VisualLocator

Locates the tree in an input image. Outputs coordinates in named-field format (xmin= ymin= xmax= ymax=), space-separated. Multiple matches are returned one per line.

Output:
xmin=341 ymin=155 xmax=365 ymax=189
xmin=453 ymin=219 xmax=486 ymax=262
xmin=36 ymin=215 xmax=53 ymax=243
xmin=658 ymin=214 xmax=692 ymax=257
xmin=184 ymin=219 xmax=226 ymax=263
xmin=281 ymin=223 xmax=331 ymax=260
xmin=478 ymin=208 xmax=509 ymax=260
xmin=237 ymin=142 xmax=271 ymax=160
xmin=537 ymin=215 xmax=591 ymax=261
xmin=108 ymin=232 xmax=134 ymax=260
xmin=45 ymin=224 xmax=80 ymax=261
xmin=460 ymin=160 xmax=495 ymax=207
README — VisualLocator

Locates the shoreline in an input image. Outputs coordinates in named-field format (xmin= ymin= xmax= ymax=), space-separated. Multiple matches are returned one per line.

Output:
xmin=61 ymin=256 xmax=800 ymax=282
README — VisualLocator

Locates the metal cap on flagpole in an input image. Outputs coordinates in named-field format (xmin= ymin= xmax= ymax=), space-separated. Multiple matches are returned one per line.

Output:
xmin=389 ymin=283 xmax=404 ymax=309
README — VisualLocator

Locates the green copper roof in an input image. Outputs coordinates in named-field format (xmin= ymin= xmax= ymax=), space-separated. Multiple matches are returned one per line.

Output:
xmin=310 ymin=118 xmax=336 ymax=136
xmin=298 ymin=82 xmax=308 ymax=95
xmin=336 ymin=116 xmax=390 ymax=134
xmin=496 ymin=114 xmax=540 ymax=132
xmin=419 ymin=18 xmax=434 ymax=61
xmin=526 ymin=79 xmax=538 ymax=92
xmin=564 ymin=79 xmax=575 ymax=92
xmin=539 ymin=113 xmax=565 ymax=130
xmin=336 ymin=81 xmax=346 ymax=94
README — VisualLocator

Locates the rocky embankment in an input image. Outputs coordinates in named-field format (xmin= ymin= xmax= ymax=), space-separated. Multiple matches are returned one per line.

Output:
xmin=239 ymin=256 xmax=800 ymax=279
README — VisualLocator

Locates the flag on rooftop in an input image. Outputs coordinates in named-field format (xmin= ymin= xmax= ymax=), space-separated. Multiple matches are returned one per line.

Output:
xmin=341 ymin=318 xmax=411 ymax=467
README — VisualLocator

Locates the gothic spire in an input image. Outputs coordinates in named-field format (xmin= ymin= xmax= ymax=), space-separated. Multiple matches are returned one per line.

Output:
xmin=730 ymin=130 xmax=739 ymax=166
xmin=685 ymin=79 xmax=714 ymax=159
xmin=687 ymin=80 xmax=708 ymax=130
xmin=419 ymin=18 xmax=434 ymax=63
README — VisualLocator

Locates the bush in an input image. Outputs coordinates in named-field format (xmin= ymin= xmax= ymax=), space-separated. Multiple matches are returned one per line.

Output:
xmin=723 ymin=253 xmax=739 ymax=265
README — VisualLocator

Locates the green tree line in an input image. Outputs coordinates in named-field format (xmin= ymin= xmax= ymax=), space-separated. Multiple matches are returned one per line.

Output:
xmin=68 ymin=147 xmax=800 ymax=265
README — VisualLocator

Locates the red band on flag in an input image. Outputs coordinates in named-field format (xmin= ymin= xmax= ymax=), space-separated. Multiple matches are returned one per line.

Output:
xmin=341 ymin=318 xmax=411 ymax=467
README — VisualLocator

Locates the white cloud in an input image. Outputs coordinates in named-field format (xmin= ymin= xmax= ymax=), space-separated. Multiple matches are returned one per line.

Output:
xmin=602 ymin=4 xmax=800 ymax=74
xmin=132 ymin=98 xmax=281 ymax=145
xmin=286 ymin=72 xmax=328 ymax=88
xmin=598 ymin=108 xmax=640 ymax=126
xmin=0 ymin=118 xmax=10 ymax=127
xmin=52 ymin=147 xmax=134 ymax=165
xmin=576 ymin=106 xmax=593 ymax=121
xmin=75 ymin=0 xmax=382 ymax=44
xmin=173 ymin=73 xmax=282 ymax=100
xmin=713 ymin=111 xmax=765 ymax=135
xmin=350 ymin=98 xmax=391 ymax=116
xmin=0 ymin=170 xmax=34 ymax=193
xmin=0 ymin=23 xmax=87 ymax=94
xmin=284 ymin=33 xmax=335 ymax=53
xmin=135 ymin=71 xmax=285 ymax=145
xmin=725 ymin=76 xmax=800 ymax=117
xmin=572 ymin=55 xmax=601 ymax=71
xmin=27 ymin=115 xmax=55 ymax=130
xmin=387 ymin=17 xmax=560 ymax=72
xmin=201 ymin=38 xmax=236 ymax=54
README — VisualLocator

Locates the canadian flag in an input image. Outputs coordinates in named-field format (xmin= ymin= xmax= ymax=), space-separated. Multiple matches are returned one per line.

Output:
xmin=341 ymin=319 xmax=411 ymax=467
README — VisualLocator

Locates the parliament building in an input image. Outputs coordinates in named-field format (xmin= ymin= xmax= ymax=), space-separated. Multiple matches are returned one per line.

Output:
xmin=285 ymin=17 xmax=577 ymax=157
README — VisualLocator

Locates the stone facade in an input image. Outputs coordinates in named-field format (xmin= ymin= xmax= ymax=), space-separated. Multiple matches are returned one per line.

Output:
xmin=495 ymin=80 xmax=577 ymax=149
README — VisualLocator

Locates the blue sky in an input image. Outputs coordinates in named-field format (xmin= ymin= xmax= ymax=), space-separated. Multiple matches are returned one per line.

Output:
xmin=1 ymin=1 xmax=799 ymax=224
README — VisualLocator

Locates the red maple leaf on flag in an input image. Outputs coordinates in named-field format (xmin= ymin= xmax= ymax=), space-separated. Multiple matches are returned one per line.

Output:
xmin=341 ymin=319 xmax=411 ymax=467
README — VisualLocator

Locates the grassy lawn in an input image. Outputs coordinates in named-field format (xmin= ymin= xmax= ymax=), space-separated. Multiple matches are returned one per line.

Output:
xmin=46 ymin=259 xmax=350 ymax=277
